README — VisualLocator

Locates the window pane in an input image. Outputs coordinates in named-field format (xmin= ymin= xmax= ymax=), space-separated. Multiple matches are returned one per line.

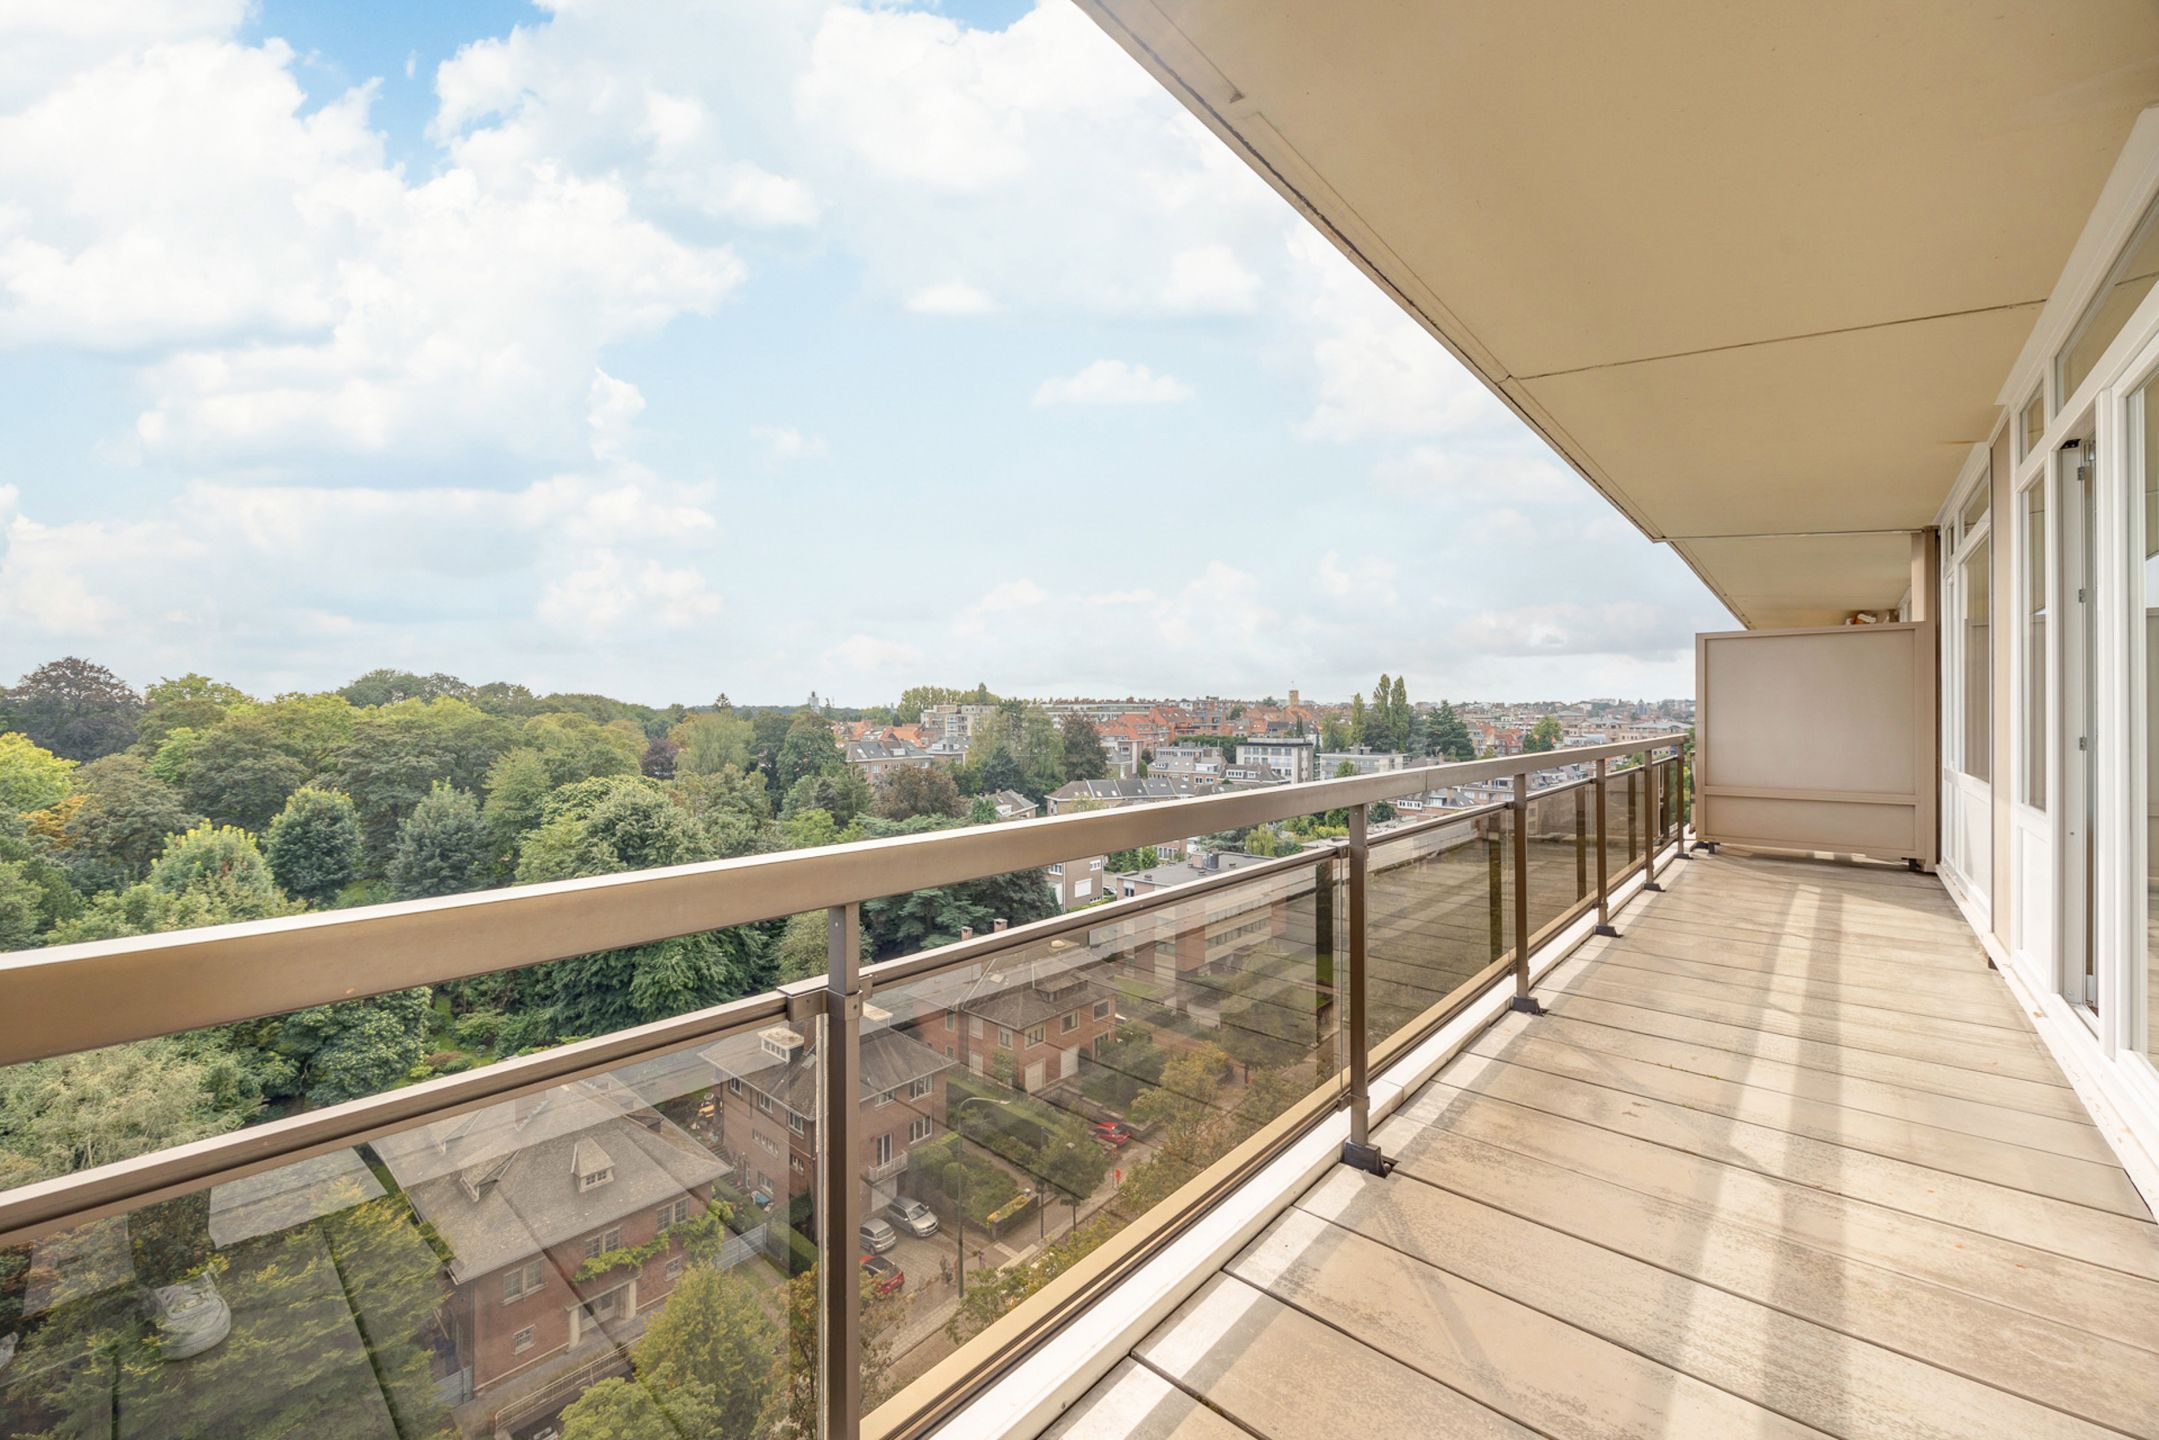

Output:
xmin=2060 ymin=194 xmax=2159 ymax=403
xmin=2022 ymin=387 xmax=2046 ymax=461
xmin=1963 ymin=535 xmax=1992 ymax=782
xmin=2025 ymin=482 xmax=2048 ymax=810
xmin=1961 ymin=482 xmax=1990 ymax=535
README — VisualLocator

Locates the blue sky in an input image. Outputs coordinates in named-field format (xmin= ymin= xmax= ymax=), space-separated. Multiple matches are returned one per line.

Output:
xmin=0 ymin=0 xmax=1729 ymax=707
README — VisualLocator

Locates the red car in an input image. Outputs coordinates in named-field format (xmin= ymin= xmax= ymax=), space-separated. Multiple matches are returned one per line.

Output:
xmin=1090 ymin=1120 xmax=1133 ymax=1148
xmin=861 ymin=1253 xmax=905 ymax=1298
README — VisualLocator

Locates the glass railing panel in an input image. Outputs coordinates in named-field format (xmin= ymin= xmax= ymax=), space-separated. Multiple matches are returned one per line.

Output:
xmin=1365 ymin=810 xmax=1506 ymax=1049
xmin=855 ymin=857 xmax=1339 ymax=1379
xmin=1523 ymin=781 xmax=1592 ymax=944
xmin=0 ymin=1015 xmax=818 ymax=1440
xmin=1605 ymin=765 xmax=1644 ymax=884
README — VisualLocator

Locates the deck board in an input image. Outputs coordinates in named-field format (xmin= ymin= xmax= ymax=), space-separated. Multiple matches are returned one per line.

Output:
xmin=1049 ymin=851 xmax=2159 ymax=1440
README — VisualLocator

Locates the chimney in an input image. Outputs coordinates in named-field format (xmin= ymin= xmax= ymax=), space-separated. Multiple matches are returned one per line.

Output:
xmin=993 ymin=918 xmax=1009 ymax=932
xmin=1201 ymin=851 xmax=1220 ymax=872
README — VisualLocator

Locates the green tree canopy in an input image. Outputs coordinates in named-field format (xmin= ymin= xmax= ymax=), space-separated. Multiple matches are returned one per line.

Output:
xmin=387 ymin=782 xmax=493 ymax=899
xmin=871 ymin=763 xmax=963 ymax=821
xmin=137 ymin=672 xmax=251 ymax=747
xmin=669 ymin=711 xmax=755 ymax=776
xmin=177 ymin=713 xmax=310 ymax=832
xmin=0 ymin=656 xmax=142 ymax=760
xmin=1427 ymin=700 xmax=1475 ymax=761
xmin=1523 ymin=715 xmax=1565 ymax=754
xmin=64 ymin=753 xmax=200 ymax=883
xmin=1057 ymin=714 xmax=1109 ymax=782
xmin=266 ymin=786 xmax=364 ymax=904
xmin=0 ymin=731 xmax=76 ymax=814
xmin=775 ymin=714 xmax=843 ymax=790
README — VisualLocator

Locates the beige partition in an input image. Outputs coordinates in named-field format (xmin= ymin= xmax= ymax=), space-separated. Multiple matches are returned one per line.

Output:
xmin=1695 ymin=622 xmax=1939 ymax=866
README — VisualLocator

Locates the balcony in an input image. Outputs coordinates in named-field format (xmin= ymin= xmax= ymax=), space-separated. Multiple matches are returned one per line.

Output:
xmin=0 ymin=739 xmax=1684 ymax=1438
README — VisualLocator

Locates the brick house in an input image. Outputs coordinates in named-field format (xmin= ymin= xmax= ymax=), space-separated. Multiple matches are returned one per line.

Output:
xmin=701 ymin=1021 xmax=954 ymax=1215
xmin=374 ymin=1084 xmax=725 ymax=1404
xmin=906 ymin=945 xmax=1120 ymax=1093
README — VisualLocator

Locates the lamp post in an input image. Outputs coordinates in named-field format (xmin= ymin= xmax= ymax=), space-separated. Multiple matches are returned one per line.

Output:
xmin=952 ymin=1095 xmax=1010 ymax=1300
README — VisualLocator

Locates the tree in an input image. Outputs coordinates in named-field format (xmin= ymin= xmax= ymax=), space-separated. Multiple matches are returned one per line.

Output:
xmin=320 ymin=698 xmax=515 ymax=860
xmin=387 ymin=782 xmax=493 ymax=899
xmin=871 ymin=764 xmax=963 ymax=821
xmin=265 ymin=787 xmax=364 ymax=904
xmin=337 ymin=668 xmax=472 ymax=707
xmin=670 ymin=711 xmax=755 ymax=776
xmin=860 ymin=825 xmax=1059 ymax=956
xmin=558 ymin=1377 xmax=724 ymax=1440
xmin=1348 ymin=693 xmax=1367 ymax=747
xmin=781 ymin=770 xmax=872 ymax=828
xmin=272 ymin=987 xmax=432 ymax=1107
xmin=629 ymin=1264 xmax=781 ymax=1435
xmin=0 ymin=731 xmax=76 ymax=813
xmin=1428 ymin=700 xmax=1474 ymax=762
xmin=65 ymin=753 xmax=200 ymax=882
xmin=177 ymin=714 xmax=309 ymax=832
xmin=480 ymin=746 xmax=555 ymax=851
xmin=1106 ymin=846 xmax=1159 ymax=873
xmin=1524 ymin=715 xmax=1565 ymax=754
xmin=775 ymin=715 xmax=844 ymax=790
xmin=137 ymin=672 xmax=251 ymax=748
xmin=1058 ymin=714 xmax=1109 ymax=782
xmin=148 ymin=822 xmax=291 ymax=918
xmin=774 ymin=909 xmax=865 ymax=982
xmin=1319 ymin=714 xmax=1350 ymax=752
xmin=0 ymin=657 xmax=142 ymax=760
xmin=0 ymin=1037 xmax=261 ymax=1185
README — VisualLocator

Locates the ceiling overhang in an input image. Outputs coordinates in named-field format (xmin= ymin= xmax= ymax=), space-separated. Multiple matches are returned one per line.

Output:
xmin=1078 ymin=1 xmax=2159 ymax=626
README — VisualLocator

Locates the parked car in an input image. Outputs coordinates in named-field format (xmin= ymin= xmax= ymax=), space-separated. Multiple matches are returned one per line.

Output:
xmin=861 ymin=1253 xmax=905 ymax=1298
xmin=1090 ymin=1120 xmax=1133 ymax=1148
xmin=886 ymin=1196 xmax=940 ymax=1237
xmin=858 ymin=1218 xmax=899 ymax=1254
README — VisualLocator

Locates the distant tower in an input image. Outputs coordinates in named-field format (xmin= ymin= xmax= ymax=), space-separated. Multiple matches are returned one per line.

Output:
xmin=1287 ymin=686 xmax=1301 ymax=709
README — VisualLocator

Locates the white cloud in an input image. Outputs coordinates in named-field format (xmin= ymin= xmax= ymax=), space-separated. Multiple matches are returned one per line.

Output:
xmin=1374 ymin=444 xmax=1577 ymax=505
xmin=1163 ymin=244 xmax=1259 ymax=314
xmin=824 ymin=633 xmax=924 ymax=677
xmin=0 ymin=31 xmax=744 ymax=466
xmin=538 ymin=551 xmax=723 ymax=639
xmin=587 ymin=369 xmax=646 ymax=459
xmin=1033 ymin=359 xmax=1192 ymax=408
xmin=1445 ymin=601 xmax=1670 ymax=657
xmin=904 ymin=280 xmax=997 ymax=316
xmin=1287 ymin=229 xmax=1507 ymax=443
xmin=753 ymin=425 xmax=829 ymax=461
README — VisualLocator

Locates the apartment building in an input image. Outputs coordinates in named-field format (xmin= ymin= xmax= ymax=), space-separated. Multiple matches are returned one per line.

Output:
xmin=905 ymin=946 xmax=1120 ymax=1093
xmin=1233 ymin=737 xmax=1317 ymax=784
xmin=842 ymin=736 xmax=937 ymax=782
xmin=1315 ymin=747 xmax=1406 ymax=777
xmin=920 ymin=703 xmax=1000 ymax=748
xmin=1148 ymin=743 xmax=1225 ymax=779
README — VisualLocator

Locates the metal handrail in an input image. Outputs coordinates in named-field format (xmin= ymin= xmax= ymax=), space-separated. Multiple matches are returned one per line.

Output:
xmin=0 ymin=733 xmax=1685 ymax=1066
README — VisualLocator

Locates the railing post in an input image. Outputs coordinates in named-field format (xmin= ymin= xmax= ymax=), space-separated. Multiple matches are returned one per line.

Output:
xmin=1676 ymin=738 xmax=1695 ymax=858
xmin=1339 ymin=804 xmax=1392 ymax=1176
xmin=1642 ymin=749 xmax=1664 ymax=893
xmin=1509 ymin=770 xmax=1543 ymax=1016
xmin=821 ymin=902 xmax=863 ymax=1440
xmin=1593 ymin=757 xmax=1618 ymax=937
xmin=1486 ymin=815 xmax=1505 ymax=961
xmin=1313 ymin=850 xmax=1337 ymax=1090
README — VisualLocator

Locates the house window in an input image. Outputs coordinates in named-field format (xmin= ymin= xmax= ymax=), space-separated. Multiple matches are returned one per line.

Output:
xmin=513 ymin=1326 xmax=536 ymax=1354
xmin=755 ymin=1092 xmax=772 ymax=1114
xmin=1093 ymin=1000 xmax=1111 ymax=1020
xmin=578 ymin=1167 xmax=613 ymax=1193
xmin=665 ymin=1258 xmax=684 ymax=1281
xmin=874 ymin=1088 xmax=895 ymax=1108
xmin=755 ymin=1133 xmax=780 ymax=1156
xmin=910 ymin=1116 xmax=932 ymax=1143
xmin=657 ymin=1198 xmax=692 ymax=1229
xmin=998 ymin=1027 xmax=1013 ymax=1047
xmin=1062 ymin=1012 xmax=1079 ymax=1033
xmin=789 ymin=1111 xmax=806 ymax=1134
xmin=872 ymin=1133 xmax=893 ymax=1166
xmin=1089 ymin=858 xmax=1104 ymax=870
xmin=909 ymin=1077 xmax=932 ymax=1100
xmin=1047 ymin=863 xmax=1063 ymax=875
xmin=728 ymin=1077 xmax=742 ymax=1095
xmin=1025 ymin=1025 xmax=1045 ymax=1046
xmin=502 ymin=1261 xmax=544 ymax=1303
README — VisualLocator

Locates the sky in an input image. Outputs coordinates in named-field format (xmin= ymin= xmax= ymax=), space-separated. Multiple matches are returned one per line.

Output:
xmin=0 ymin=0 xmax=1732 ymax=708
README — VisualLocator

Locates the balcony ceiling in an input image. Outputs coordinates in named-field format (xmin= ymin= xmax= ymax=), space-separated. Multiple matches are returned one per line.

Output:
xmin=1079 ymin=1 xmax=2159 ymax=627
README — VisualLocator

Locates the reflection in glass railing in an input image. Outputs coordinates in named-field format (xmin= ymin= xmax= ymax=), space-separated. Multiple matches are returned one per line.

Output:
xmin=0 ymin=1027 xmax=820 ymax=1440
xmin=845 ymin=859 xmax=1339 ymax=1388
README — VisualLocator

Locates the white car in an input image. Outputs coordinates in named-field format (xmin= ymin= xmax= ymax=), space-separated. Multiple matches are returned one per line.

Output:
xmin=858 ymin=1218 xmax=899 ymax=1254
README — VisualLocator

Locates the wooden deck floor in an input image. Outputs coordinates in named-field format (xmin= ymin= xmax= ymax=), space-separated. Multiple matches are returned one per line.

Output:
xmin=1045 ymin=850 xmax=2159 ymax=1440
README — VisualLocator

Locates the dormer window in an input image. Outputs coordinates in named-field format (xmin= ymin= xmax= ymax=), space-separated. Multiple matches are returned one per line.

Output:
xmin=572 ymin=1138 xmax=615 ymax=1193
xmin=580 ymin=1166 xmax=613 ymax=1192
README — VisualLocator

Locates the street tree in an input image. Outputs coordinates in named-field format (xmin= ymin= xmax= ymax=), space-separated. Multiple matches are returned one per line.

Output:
xmin=871 ymin=763 xmax=963 ymax=821
xmin=1058 ymin=714 xmax=1110 ymax=782
xmin=0 ymin=731 xmax=76 ymax=813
